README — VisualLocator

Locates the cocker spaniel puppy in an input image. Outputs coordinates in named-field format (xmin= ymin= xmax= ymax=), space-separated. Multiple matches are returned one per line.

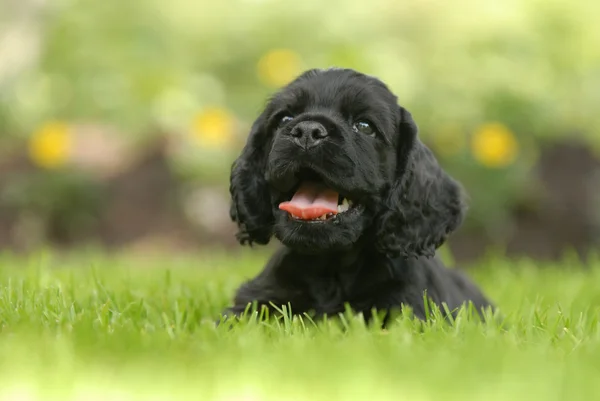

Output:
xmin=223 ymin=68 xmax=492 ymax=323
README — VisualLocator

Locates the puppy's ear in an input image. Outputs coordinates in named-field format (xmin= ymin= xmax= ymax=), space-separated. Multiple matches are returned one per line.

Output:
xmin=375 ymin=107 xmax=467 ymax=258
xmin=229 ymin=112 xmax=274 ymax=245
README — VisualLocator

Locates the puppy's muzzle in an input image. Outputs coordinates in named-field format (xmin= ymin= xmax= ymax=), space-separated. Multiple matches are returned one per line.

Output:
xmin=290 ymin=121 xmax=328 ymax=150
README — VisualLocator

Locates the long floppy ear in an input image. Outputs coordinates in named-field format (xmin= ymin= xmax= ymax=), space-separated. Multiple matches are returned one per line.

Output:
xmin=229 ymin=112 xmax=274 ymax=245
xmin=375 ymin=107 xmax=467 ymax=258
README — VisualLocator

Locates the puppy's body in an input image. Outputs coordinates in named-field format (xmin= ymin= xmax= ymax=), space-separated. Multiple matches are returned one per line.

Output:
xmin=224 ymin=68 xmax=493 ymax=323
xmin=225 ymin=247 xmax=490 ymax=321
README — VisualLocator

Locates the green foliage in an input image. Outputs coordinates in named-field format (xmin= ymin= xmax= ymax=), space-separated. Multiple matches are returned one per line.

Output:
xmin=2 ymin=0 xmax=599 ymax=136
xmin=1 ymin=251 xmax=600 ymax=400
xmin=1 ymin=0 xmax=599 ymax=242
xmin=1 ymin=170 xmax=105 ymax=240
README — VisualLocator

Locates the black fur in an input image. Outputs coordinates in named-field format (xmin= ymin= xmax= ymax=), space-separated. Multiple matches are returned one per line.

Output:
xmin=224 ymin=68 xmax=492 ymax=323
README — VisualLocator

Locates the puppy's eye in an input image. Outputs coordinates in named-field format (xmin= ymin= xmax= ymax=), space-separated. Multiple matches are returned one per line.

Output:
xmin=279 ymin=115 xmax=294 ymax=126
xmin=353 ymin=120 xmax=376 ymax=137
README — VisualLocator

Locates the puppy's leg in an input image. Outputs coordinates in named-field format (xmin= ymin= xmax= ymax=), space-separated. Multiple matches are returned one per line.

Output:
xmin=218 ymin=272 xmax=297 ymax=325
xmin=217 ymin=279 xmax=275 ymax=324
xmin=218 ymin=248 xmax=306 ymax=325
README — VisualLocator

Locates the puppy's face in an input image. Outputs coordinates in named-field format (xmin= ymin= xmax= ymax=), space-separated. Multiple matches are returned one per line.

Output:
xmin=230 ymin=68 xmax=465 ymax=257
xmin=264 ymin=69 xmax=399 ymax=252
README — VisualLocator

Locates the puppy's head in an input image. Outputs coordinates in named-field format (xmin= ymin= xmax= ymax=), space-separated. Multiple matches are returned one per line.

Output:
xmin=229 ymin=68 xmax=466 ymax=257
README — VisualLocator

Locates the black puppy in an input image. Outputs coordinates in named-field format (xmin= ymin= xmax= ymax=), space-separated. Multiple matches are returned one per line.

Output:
xmin=223 ymin=68 xmax=492 ymax=323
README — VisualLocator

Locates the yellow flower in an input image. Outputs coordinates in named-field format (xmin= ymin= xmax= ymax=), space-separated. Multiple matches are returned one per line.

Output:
xmin=191 ymin=107 xmax=236 ymax=149
xmin=28 ymin=121 xmax=72 ymax=169
xmin=257 ymin=49 xmax=302 ymax=87
xmin=471 ymin=122 xmax=519 ymax=168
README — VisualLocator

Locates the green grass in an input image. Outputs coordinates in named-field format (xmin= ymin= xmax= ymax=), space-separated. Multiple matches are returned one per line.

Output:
xmin=1 ymin=250 xmax=599 ymax=401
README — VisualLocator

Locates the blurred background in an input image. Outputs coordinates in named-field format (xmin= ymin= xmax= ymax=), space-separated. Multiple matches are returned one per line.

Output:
xmin=1 ymin=0 xmax=599 ymax=264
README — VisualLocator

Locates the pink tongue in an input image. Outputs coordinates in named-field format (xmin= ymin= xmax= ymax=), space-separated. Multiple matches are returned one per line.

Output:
xmin=279 ymin=182 xmax=339 ymax=220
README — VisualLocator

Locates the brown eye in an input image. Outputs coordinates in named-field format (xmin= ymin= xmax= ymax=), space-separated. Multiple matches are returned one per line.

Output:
xmin=353 ymin=120 xmax=376 ymax=136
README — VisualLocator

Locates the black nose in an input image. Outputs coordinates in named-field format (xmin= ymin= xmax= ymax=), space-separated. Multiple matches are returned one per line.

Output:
xmin=290 ymin=121 xmax=328 ymax=149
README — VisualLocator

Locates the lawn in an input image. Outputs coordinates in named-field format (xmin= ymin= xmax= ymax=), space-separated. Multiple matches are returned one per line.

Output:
xmin=0 ymin=249 xmax=599 ymax=401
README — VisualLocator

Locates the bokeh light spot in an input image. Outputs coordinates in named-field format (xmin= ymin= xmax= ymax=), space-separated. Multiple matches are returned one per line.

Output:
xmin=471 ymin=122 xmax=519 ymax=168
xmin=191 ymin=107 xmax=236 ymax=149
xmin=257 ymin=49 xmax=303 ymax=87
xmin=28 ymin=121 xmax=72 ymax=169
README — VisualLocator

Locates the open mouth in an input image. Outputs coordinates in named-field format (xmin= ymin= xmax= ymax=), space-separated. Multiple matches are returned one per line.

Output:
xmin=278 ymin=170 xmax=358 ymax=223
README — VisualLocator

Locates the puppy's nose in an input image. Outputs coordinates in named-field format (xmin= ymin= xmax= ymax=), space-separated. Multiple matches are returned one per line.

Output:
xmin=290 ymin=121 xmax=328 ymax=149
